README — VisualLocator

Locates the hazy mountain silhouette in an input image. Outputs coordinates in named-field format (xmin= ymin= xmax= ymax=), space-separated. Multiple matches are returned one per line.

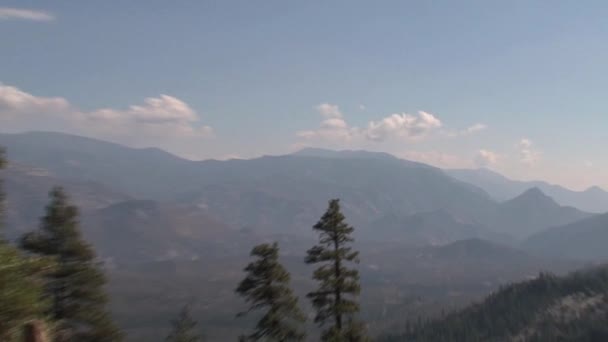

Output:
xmin=524 ymin=212 xmax=608 ymax=261
xmin=0 ymin=131 xmax=592 ymax=244
xmin=492 ymin=188 xmax=591 ymax=238
xmin=447 ymin=168 xmax=608 ymax=213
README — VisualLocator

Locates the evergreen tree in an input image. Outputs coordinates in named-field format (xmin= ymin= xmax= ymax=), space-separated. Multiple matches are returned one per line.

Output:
xmin=305 ymin=199 xmax=367 ymax=341
xmin=0 ymin=243 xmax=52 ymax=341
xmin=165 ymin=304 xmax=201 ymax=342
xmin=0 ymin=147 xmax=6 ymax=238
xmin=236 ymin=242 xmax=306 ymax=341
xmin=20 ymin=187 xmax=122 ymax=342
xmin=0 ymin=148 xmax=53 ymax=341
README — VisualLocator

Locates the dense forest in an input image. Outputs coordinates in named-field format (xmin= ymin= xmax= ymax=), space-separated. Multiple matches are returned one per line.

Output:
xmin=383 ymin=266 xmax=608 ymax=341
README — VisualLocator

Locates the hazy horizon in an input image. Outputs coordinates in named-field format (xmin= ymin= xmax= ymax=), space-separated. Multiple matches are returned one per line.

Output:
xmin=2 ymin=1 xmax=608 ymax=190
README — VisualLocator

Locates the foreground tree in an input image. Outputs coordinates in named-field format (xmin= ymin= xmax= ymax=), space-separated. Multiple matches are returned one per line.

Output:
xmin=306 ymin=199 xmax=368 ymax=341
xmin=236 ymin=242 xmax=306 ymax=341
xmin=165 ymin=304 xmax=202 ymax=342
xmin=0 ymin=149 xmax=54 ymax=341
xmin=0 ymin=147 xmax=6 ymax=238
xmin=0 ymin=244 xmax=52 ymax=341
xmin=21 ymin=187 xmax=122 ymax=341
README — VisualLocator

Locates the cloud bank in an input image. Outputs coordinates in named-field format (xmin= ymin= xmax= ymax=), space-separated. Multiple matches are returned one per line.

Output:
xmin=0 ymin=82 xmax=213 ymax=156
xmin=518 ymin=138 xmax=541 ymax=165
xmin=298 ymin=103 xmax=485 ymax=145
xmin=475 ymin=149 xmax=499 ymax=167
xmin=0 ymin=8 xmax=54 ymax=21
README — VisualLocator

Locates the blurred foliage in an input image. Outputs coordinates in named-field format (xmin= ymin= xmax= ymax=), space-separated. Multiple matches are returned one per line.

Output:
xmin=21 ymin=187 xmax=123 ymax=341
xmin=0 ymin=243 xmax=54 ymax=341
xmin=165 ymin=304 xmax=203 ymax=342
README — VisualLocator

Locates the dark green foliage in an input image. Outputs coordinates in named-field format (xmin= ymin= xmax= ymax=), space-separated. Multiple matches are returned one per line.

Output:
xmin=0 ymin=147 xmax=5 ymax=169
xmin=20 ymin=187 xmax=122 ymax=341
xmin=236 ymin=242 xmax=306 ymax=341
xmin=306 ymin=199 xmax=368 ymax=341
xmin=0 ymin=147 xmax=6 ymax=237
xmin=165 ymin=304 xmax=202 ymax=342
xmin=0 ymin=149 xmax=53 ymax=340
xmin=0 ymin=243 xmax=52 ymax=341
xmin=382 ymin=266 xmax=608 ymax=342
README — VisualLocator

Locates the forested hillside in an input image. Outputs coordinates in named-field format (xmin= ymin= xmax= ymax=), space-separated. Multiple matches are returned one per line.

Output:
xmin=382 ymin=265 xmax=608 ymax=341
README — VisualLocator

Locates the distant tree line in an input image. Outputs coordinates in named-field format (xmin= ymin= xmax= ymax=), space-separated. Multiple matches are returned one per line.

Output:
xmin=380 ymin=267 xmax=608 ymax=342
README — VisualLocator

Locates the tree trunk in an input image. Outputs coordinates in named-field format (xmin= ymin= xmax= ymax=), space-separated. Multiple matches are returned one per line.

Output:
xmin=334 ymin=234 xmax=342 ymax=332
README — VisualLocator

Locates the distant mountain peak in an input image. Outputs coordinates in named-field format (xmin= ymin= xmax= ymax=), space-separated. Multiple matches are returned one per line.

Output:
xmin=0 ymin=131 xmax=187 ymax=161
xmin=512 ymin=187 xmax=554 ymax=203
xmin=522 ymin=186 xmax=546 ymax=196
xmin=584 ymin=185 xmax=607 ymax=194
xmin=475 ymin=167 xmax=503 ymax=175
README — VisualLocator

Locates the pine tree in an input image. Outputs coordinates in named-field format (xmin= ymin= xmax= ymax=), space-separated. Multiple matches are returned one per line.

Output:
xmin=0 ymin=147 xmax=6 ymax=238
xmin=20 ymin=187 xmax=122 ymax=341
xmin=0 ymin=243 xmax=52 ymax=341
xmin=165 ymin=304 xmax=201 ymax=342
xmin=0 ymin=149 xmax=53 ymax=341
xmin=236 ymin=242 xmax=306 ymax=341
xmin=305 ymin=199 xmax=368 ymax=341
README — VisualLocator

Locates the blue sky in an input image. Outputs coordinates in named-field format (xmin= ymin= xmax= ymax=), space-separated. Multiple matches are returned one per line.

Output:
xmin=1 ymin=1 xmax=608 ymax=189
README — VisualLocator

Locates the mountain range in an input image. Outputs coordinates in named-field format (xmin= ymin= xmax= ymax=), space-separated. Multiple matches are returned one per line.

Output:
xmin=0 ymin=131 xmax=601 ymax=260
xmin=2 ymin=131 xmax=607 ymax=340
xmin=447 ymin=168 xmax=608 ymax=213
xmin=523 ymin=213 xmax=608 ymax=261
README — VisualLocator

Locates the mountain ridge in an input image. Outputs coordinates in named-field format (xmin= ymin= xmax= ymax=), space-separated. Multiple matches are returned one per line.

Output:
xmin=447 ymin=167 xmax=608 ymax=213
xmin=0 ymin=131 xmax=592 ymax=244
xmin=523 ymin=213 xmax=608 ymax=261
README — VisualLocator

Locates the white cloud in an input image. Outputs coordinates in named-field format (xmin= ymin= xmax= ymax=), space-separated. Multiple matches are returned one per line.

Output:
xmin=298 ymin=106 xmax=443 ymax=144
xmin=296 ymin=122 xmax=356 ymax=142
xmin=519 ymin=138 xmax=532 ymax=149
xmin=0 ymin=83 xmax=69 ymax=114
xmin=461 ymin=123 xmax=487 ymax=135
xmin=518 ymin=138 xmax=541 ymax=165
xmin=0 ymin=8 xmax=54 ymax=21
xmin=445 ymin=123 xmax=487 ymax=137
xmin=0 ymin=82 xmax=213 ymax=154
xmin=365 ymin=111 xmax=442 ymax=141
xmin=86 ymin=95 xmax=213 ymax=139
xmin=315 ymin=103 xmax=342 ymax=118
xmin=359 ymin=104 xmax=366 ymax=111
xmin=475 ymin=149 xmax=499 ymax=167
xmin=296 ymin=104 xmax=358 ymax=143
xmin=297 ymin=104 xmax=486 ymax=148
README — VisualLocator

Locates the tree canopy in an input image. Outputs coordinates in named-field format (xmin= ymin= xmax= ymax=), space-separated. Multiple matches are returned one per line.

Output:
xmin=306 ymin=199 xmax=368 ymax=341
xmin=21 ymin=187 xmax=122 ymax=341
xmin=236 ymin=242 xmax=306 ymax=341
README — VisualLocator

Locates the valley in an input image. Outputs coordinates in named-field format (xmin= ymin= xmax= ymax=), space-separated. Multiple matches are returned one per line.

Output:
xmin=1 ymin=132 xmax=606 ymax=340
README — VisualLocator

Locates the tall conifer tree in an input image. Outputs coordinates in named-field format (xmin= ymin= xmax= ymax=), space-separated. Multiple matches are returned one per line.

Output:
xmin=236 ymin=242 xmax=305 ymax=341
xmin=0 ymin=148 xmax=53 ymax=340
xmin=20 ymin=187 xmax=122 ymax=341
xmin=165 ymin=304 xmax=201 ymax=342
xmin=306 ymin=199 xmax=368 ymax=341
xmin=0 ymin=147 xmax=6 ymax=238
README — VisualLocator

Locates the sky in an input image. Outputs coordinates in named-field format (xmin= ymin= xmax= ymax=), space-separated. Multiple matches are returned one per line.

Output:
xmin=1 ymin=1 xmax=607 ymax=190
